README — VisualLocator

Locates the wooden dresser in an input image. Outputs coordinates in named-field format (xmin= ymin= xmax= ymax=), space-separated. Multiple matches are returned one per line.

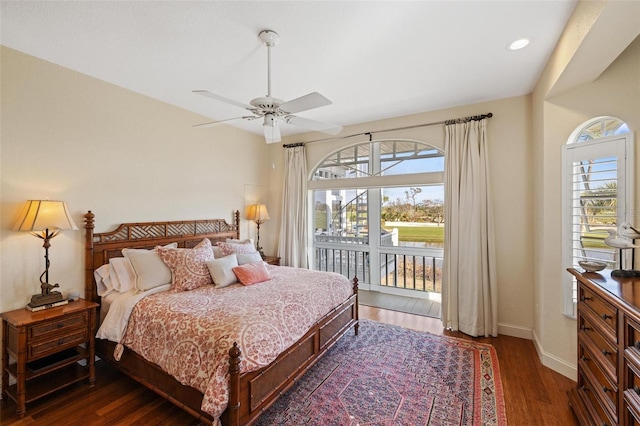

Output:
xmin=568 ymin=268 xmax=640 ymax=425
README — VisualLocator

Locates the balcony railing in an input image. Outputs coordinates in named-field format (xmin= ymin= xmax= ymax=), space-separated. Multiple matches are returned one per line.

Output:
xmin=314 ymin=235 xmax=443 ymax=294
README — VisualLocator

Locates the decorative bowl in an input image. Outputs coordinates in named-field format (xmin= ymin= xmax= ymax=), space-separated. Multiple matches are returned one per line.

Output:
xmin=578 ymin=260 xmax=607 ymax=272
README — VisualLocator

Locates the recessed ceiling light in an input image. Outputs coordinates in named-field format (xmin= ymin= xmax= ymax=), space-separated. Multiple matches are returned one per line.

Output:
xmin=508 ymin=38 xmax=530 ymax=51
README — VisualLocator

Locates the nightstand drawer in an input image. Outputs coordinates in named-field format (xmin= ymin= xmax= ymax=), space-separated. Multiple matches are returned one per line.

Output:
xmin=28 ymin=311 xmax=87 ymax=340
xmin=28 ymin=328 xmax=87 ymax=360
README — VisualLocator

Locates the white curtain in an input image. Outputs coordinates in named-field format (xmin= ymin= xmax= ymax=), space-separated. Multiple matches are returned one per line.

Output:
xmin=442 ymin=118 xmax=497 ymax=337
xmin=278 ymin=145 xmax=309 ymax=268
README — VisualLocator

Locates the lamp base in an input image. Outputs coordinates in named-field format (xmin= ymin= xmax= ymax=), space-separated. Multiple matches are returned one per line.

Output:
xmin=29 ymin=291 xmax=64 ymax=308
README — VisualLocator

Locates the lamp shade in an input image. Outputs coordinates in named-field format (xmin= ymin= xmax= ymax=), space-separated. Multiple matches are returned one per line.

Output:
xmin=246 ymin=204 xmax=270 ymax=223
xmin=13 ymin=200 xmax=78 ymax=232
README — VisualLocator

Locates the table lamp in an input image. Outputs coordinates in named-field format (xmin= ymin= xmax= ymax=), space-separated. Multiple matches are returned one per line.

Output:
xmin=246 ymin=204 xmax=270 ymax=259
xmin=13 ymin=200 xmax=78 ymax=307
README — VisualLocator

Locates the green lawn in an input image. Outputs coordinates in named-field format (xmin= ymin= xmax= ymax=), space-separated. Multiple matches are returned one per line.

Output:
xmin=385 ymin=225 xmax=444 ymax=243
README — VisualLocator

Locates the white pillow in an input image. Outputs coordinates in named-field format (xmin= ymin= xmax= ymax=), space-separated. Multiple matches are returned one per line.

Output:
xmin=236 ymin=252 xmax=263 ymax=265
xmin=109 ymin=257 xmax=136 ymax=293
xmin=226 ymin=238 xmax=254 ymax=245
xmin=206 ymin=255 xmax=239 ymax=288
xmin=122 ymin=243 xmax=178 ymax=292
xmin=94 ymin=264 xmax=114 ymax=297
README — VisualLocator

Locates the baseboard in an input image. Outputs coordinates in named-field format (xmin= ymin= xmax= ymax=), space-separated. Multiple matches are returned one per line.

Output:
xmin=497 ymin=322 xmax=533 ymax=340
xmin=532 ymin=329 xmax=577 ymax=381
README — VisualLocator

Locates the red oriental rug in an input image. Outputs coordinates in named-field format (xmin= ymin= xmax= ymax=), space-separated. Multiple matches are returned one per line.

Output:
xmin=255 ymin=319 xmax=507 ymax=425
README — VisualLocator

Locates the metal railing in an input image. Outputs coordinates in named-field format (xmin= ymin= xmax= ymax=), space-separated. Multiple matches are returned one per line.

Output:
xmin=314 ymin=235 xmax=443 ymax=294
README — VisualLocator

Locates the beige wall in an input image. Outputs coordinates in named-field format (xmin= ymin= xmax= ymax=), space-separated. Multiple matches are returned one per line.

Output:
xmin=532 ymin=1 xmax=640 ymax=379
xmin=0 ymin=46 xmax=270 ymax=314
xmin=270 ymin=95 xmax=535 ymax=339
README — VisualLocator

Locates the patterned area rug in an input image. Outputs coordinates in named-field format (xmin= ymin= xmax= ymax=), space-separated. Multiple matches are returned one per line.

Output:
xmin=255 ymin=320 xmax=507 ymax=426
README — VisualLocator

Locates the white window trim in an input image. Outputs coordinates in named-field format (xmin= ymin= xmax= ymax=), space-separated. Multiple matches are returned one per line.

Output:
xmin=561 ymin=132 xmax=634 ymax=318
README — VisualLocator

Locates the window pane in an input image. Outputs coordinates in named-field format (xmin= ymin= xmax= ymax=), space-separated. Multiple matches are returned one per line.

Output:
xmin=379 ymin=141 xmax=444 ymax=176
xmin=380 ymin=185 xmax=444 ymax=248
xmin=313 ymin=189 xmax=368 ymax=239
xmin=311 ymin=140 xmax=444 ymax=180
xmin=570 ymin=157 xmax=617 ymax=268
xmin=313 ymin=189 xmax=370 ymax=282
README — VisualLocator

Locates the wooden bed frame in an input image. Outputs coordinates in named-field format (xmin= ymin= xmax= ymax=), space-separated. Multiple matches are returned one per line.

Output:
xmin=84 ymin=211 xmax=359 ymax=426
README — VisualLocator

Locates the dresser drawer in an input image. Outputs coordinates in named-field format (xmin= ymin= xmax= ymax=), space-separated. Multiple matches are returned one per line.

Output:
xmin=580 ymin=371 xmax=617 ymax=426
xmin=28 ymin=312 xmax=88 ymax=341
xmin=580 ymin=284 xmax=618 ymax=339
xmin=579 ymin=342 xmax=618 ymax=418
xmin=28 ymin=328 xmax=88 ymax=360
xmin=580 ymin=313 xmax=617 ymax=380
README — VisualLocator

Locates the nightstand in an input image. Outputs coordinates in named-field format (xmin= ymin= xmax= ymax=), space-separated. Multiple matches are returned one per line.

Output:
xmin=1 ymin=299 xmax=98 ymax=417
xmin=263 ymin=256 xmax=281 ymax=266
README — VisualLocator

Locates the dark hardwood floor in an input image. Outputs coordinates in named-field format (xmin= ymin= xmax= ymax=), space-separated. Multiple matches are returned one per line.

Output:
xmin=1 ymin=305 xmax=578 ymax=425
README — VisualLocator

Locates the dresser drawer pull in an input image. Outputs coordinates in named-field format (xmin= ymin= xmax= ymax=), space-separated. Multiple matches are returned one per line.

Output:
xmin=601 ymin=313 xmax=612 ymax=320
xmin=635 ymin=341 xmax=640 ymax=350
xmin=580 ymin=325 xmax=592 ymax=332
xmin=58 ymin=338 xmax=66 ymax=345
xmin=602 ymin=349 xmax=611 ymax=356
xmin=57 ymin=322 xmax=64 ymax=328
xmin=602 ymin=385 xmax=611 ymax=393
xmin=580 ymin=355 xmax=589 ymax=362
xmin=580 ymin=295 xmax=592 ymax=302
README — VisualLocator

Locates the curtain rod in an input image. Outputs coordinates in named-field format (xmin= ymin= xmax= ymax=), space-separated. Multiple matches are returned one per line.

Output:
xmin=286 ymin=112 xmax=493 ymax=146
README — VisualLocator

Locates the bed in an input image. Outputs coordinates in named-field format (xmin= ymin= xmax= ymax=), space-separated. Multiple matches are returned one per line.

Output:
xmin=83 ymin=210 xmax=359 ymax=426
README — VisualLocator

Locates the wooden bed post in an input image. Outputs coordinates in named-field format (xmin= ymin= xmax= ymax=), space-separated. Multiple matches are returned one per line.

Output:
xmin=84 ymin=211 xmax=96 ymax=304
xmin=352 ymin=276 xmax=359 ymax=335
xmin=228 ymin=342 xmax=241 ymax=426
xmin=234 ymin=210 xmax=240 ymax=239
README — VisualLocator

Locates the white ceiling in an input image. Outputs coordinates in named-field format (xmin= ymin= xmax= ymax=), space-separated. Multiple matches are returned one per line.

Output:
xmin=1 ymin=1 xmax=577 ymax=139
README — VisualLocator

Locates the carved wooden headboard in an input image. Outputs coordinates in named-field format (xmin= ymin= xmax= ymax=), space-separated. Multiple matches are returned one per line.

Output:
xmin=84 ymin=210 xmax=240 ymax=304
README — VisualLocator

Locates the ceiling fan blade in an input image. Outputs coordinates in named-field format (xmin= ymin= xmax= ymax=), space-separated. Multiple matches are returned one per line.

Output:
xmin=193 ymin=116 xmax=254 ymax=128
xmin=193 ymin=90 xmax=254 ymax=110
xmin=279 ymin=92 xmax=332 ymax=114
xmin=286 ymin=115 xmax=343 ymax=135
xmin=264 ymin=123 xmax=281 ymax=144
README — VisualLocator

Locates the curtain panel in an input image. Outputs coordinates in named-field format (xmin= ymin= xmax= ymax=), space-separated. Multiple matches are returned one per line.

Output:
xmin=278 ymin=145 xmax=309 ymax=268
xmin=442 ymin=118 xmax=498 ymax=337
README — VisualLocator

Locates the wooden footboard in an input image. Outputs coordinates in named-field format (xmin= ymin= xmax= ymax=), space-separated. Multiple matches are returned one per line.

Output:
xmin=95 ymin=285 xmax=358 ymax=426
xmin=86 ymin=211 xmax=359 ymax=426
xmin=227 ymin=285 xmax=358 ymax=426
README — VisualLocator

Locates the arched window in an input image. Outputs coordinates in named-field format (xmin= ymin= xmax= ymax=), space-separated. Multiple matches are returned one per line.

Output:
xmin=309 ymin=139 xmax=445 ymax=306
xmin=562 ymin=116 xmax=633 ymax=317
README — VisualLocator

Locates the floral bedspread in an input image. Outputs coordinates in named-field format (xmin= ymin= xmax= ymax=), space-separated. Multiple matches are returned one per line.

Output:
xmin=121 ymin=265 xmax=353 ymax=419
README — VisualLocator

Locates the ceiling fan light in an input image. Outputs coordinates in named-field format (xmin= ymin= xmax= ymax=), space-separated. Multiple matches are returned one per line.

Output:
xmin=263 ymin=114 xmax=278 ymax=128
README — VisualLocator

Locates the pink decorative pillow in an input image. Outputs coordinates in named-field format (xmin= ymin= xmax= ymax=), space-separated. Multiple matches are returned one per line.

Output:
xmin=217 ymin=241 xmax=257 ymax=256
xmin=232 ymin=261 xmax=271 ymax=286
xmin=157 ymin=238 xmax=215 ymax=292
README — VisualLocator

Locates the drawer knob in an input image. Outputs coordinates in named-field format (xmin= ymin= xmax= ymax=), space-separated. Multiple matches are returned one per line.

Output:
xmin=580 ymin=296 xmax=593 ymax=302
xmin=601 ymin=313 xmax=612 ymax=320
xmin=635 ymin=341 xmax=640 ymax=350
xmin=580 ymin=355 xmax=589 ymax=362
xmin=602 ymin=349 xmax=611 ymax=356
xmin=58 ymin=338 xmax=65 ymax=345
xmin=57 ymin=323 xmax=64 ymax=328
xmin=602 ymin=385 xmax=611 ymax=393
xmin=580 ymin=325 xmax=592 ymax=332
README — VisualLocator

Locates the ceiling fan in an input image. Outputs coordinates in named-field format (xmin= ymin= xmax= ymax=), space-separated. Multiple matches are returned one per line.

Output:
xmin=193 ymin=29 xmax=343 ymax=144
